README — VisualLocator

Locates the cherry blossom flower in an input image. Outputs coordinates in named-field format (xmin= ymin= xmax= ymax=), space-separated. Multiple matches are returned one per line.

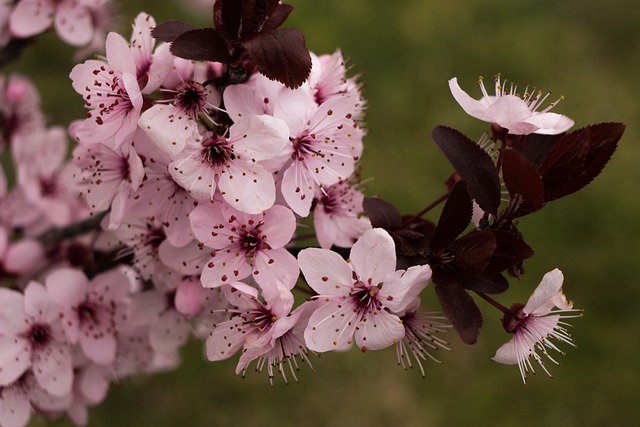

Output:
xmin=70 ymin=31 xmax=143 ymax=147
xmin=274 ymin=88 xmax=364 ymax=217
xmin=205 ymin=281 xmax=307 ymax=384
xmin=0 ymin=281 xmax=73 ymax=397
xmin=128 ymin=12 xmax=173 ymax=94
xmin=190 ymin=203 xmax=299 ymax=292
xmin=0 ymin=74 xmax=45 ymax=149
xmin=313 ymin=180 xmax=371 ymax=249
xmin=0 ymin=226 xmax=45 ymax=277
xmin=449 ymin=74 xmax=574 ymax=135
xmin=166 ymin=114 xmax=289 ymax=214
xmin=493 ymin=268 xmax=582 ymax=383
xmin=394 ymin=297 xmax=450 ymax=378
xmin=45 ymin=267 xmax=132 ymax=366
xmin=299 ymin=228 xmax=432 ymax=352
xmin=9 ymin=0 xmax=104 ymax=47
xmin=72 ymin=137 xmax=144 ymax=230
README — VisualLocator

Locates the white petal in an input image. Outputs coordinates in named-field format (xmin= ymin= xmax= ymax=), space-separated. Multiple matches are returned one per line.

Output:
xmin=349 ymin=228 xmax=396 ymax=286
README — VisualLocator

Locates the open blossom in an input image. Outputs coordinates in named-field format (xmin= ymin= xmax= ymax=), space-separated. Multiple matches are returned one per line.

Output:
xmin=70 ymin=32 xmax=143 ymax=147
xmin=190 ymin=203 xmax=299 ymax=293
xmin=493 ymin=268 xmax=581 ymax=383
xmin=166 ymin=115 xmax=289 ymax=214
xmin=313 ymin=180 xmax=371 ymax=249
xmin=449 ymin=74 xmax=574 ymax=135
xmin=299 ymin=228 xmax=432 ymax=352
xmin=128 ymin=12 xmax=173 ymax=94
xmin=0 ymin=282 xmax=73 ymax=397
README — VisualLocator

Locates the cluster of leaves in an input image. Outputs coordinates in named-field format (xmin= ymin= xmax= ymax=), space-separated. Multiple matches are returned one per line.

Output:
xmin=365 ymin=122 xmax=624 ymax=344
xmin=153 ymin=0 xmax=312 ymax=88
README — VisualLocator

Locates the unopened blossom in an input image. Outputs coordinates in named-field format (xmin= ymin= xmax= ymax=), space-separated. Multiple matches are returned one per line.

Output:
xmin=493 ymin=268 xmax=581 ymax=383
xmin=313 ymin=180 xmax=371 ymax=249
xmin=166 ymin=114 xmax=289 ymax=214
xmin=0 ymin=282 xmax=73 ymax=397
xmin=190 ymin=203 xmax=299 ymax=292
xmin=0 ymin=74 xmax=45 ymax=149
xmin=299 ymin=228 xmax=432 ymax=352
xmin=449 ymin=74 xmax=574 ymax=135
xmin=45 ymin=268 xmax=132 ymax=366
xmin=10 ymin=0 xmax=104 ymax=46
xmin=70 ymin=32 xmax=143 ymax=147
xmin=394 ymin=297 xmax=450 ymax=378
xmin=0 ymin=226 xmax=45 ymax=277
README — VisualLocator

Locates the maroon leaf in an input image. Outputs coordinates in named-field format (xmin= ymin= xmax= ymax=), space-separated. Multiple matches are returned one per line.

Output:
xmin=448 ymin=268 xmax=509 ymax=294
xmin=152 ymin=20 xmax=197 ymax=42
xmin=214 ymin=0 xmax=244 ymax=40
xmin=502 ymin=149 xmax=545 ymax=217
xmin=363 ymin=197 xmax=402 ymax=230
xmin=485 ymin=230 xmax=534 ymax=274
xmin=514 ymin=132 xmax=563 ymax=170
xmin=433 ymin=267 xmax=483 ymax=344
xmin=540 ymin=123 xmax=624 ymax=201
xmin=450 ymin=230 xmax=496 ymax=276
xmin=242 ymin=28 xmax=312 ymax=89
xmin=430 ymin=180 xmax=472 ymax=254
xmin=431 ymin=126 xmax=501 ymax=214
xmin=241 ymin=0 xmax=280 ymax=37
xmin=262 ymin=3 xmax=294 ymax=32
xmin=170 ymin=28 xmax=232 ymax=63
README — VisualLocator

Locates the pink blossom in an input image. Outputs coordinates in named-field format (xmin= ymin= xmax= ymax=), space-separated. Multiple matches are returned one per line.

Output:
xmin=299 ymin=228 xmax=432 ymax=352
xmin=493 ymin=268 xmax=581 ymax=383
xmin=72 ymin=138 xmax=144 ymax=230
xmin=313 ymin=180 xmax=371 ymax=249
xmin=449 ymin=75 xmax=574 ymax=135
xmin=0 ymin=226 xmax=45 ymax=277
xmin=274 ymin=88 xmax=364 ymax=217
xmin=167 ymin=115 xmax=289 ymax=214
xmin=190 ymin=203 xmax=299 ymax=292
xmin=0 ymin=74 xmax=45 ymax=149
xmin=129 ymin=12 xmax=173 ymax=94
xmin=70 ymin=32 xmax=143 ymax=147
xmin=0 ymin=282 xmax=73 ymax=397
xmin=9 ymin=0 xmax=99 ymax=47
xmin=45 ymin=268 xmax=131 ymax=366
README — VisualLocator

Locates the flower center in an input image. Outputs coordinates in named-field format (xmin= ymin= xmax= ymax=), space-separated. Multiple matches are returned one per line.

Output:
xmin=27 ymin=323 xmax=51 ymax=348
xmin=175 ymin=81 xmax=208 ymax=117
xmin=202 ymin=135 xmax=235 ymax=167
xmin=351 ymin=283 xmax=381 ymax=313
xmin=78 ymin=301 xmax=99 ymax=324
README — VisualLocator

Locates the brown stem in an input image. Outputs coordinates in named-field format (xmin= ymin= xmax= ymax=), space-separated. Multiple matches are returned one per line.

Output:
xmin=37 ymin=211 xmax=108 ymax=246
xmin=402 ymin=192 xmax=449 ymax=227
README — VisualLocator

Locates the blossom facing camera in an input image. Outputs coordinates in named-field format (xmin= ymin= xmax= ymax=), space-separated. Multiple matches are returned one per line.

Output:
xmin=493 ymin=269 xmax=582 ymax=383
xmin=449 ymin=74 xmax=574 ymax=135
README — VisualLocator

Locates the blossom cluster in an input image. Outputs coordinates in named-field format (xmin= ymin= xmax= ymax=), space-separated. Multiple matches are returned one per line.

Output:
xmin=0 ymin=1 xmax=624 ymax=426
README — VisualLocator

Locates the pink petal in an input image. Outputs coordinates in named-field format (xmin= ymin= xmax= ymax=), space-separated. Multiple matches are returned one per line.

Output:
xmin=9 ymin=0 xmax=54 ymax=39
xmin=297 ymin=247 xmax=352 ymax=295
xmin=23 ymin=281 xmax=58 ymax=323
xmin=281 ymin=160 xmax=315 ymax=217
xmin=78 ymin=364 xmax=109 ymax=404
xmin=259 ymin=204 xmax=297 ymax=248
xmin=230 ymin=115 xmax=290 ymax=162
xmin=139 ymin=104 xmax=200 ymax=157
xmin=353 ymin=309 xmax=404 ymax=351
xmin=169 ymin=153 xmax=217 ymax=201
xmin=304 ymin=301 xmax=357 ymax=352
xmin=54 ymin=0 xmax=93 ymax=46
xmin=149 ymin=310 xmax=190 ymax=353
xmin=158 ymin=239 xmax=209 ymax=275
xmin=253 ymin=248 xmax=299 ymax=291
xmin=0 ymin=289 xmax=27 ymax=335
xmin=217 ymin=160 xmax=276 ymax=214
xmin=379 ymin=264 xmax=432 ymax=313
xmin=524 ymin=112 xmax=574 ymax=135
xmin=45 ymin=268 xmax=88 ymax=308
xmin=0 ymin=336 xmax=31 ymax=386
xmin=200 ymin=250 xmax=252 ymax=288
xmin=105 ymin=32 xmax=135 ymax=75
xmin=273 ymin=87 xmax=316 ymax=136
xmin=4 ymin=238 xmax=45 ymax=275
xmin=32 ymin=343 xmax=73 ymax=396
xmin=349 ymin=228 xmax=396 ymax=286
xmin=206 ymin=317 xmax=246 ymax=361
xmin=144 ymin=43 xmax=174 ymax=94
xmin=80 ymin=330 xmax=116 ymax=366
xmin=524 ymin=268 xmax=566 ymax=315
xmin=0 ymin=385 xmax=31 ymax=427
xmin=175 ymin=278 xmax=206 ymax=317
xmin=448 ymin=77 xmax=492 ymax=122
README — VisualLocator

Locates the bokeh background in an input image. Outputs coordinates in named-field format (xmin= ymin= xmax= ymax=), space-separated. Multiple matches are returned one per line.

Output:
xmin=7 ymin=0 xmax=638 ymax=426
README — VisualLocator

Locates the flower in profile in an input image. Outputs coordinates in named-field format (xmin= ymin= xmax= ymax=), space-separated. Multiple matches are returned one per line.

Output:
xmin=449 ymin=74 xmax=574 ymax=135
xmin=493 ymin=268 xmax=581 ymax=383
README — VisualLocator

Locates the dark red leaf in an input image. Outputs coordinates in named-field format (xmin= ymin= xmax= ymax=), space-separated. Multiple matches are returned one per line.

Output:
xmin=514 ymin=132 xmax=563 ymax=170
xmin=152 ymin=20 xmax=197 ymax=42
xmin=450 ymin=230 xmax=496 ymax=276
xmin=454 ymin=271 xmax=509 ymax=294
xmin=430 ymin=180 xmax=472 ymax=254
xmin=502 ymin=149 xmax=545 ymax=217
xmin=170 ymin=28 xmax=232 ymax=63
xmin=241 ymin=0 xmax=280 ymax=37
xmin=485 ymin=230 xmax=534 ymax=274
xmin=363 ymin=197 xmax=402 ymax=230
xmin=540 ymin=123 xmax=624 ymax=201
xmin=433 ymin=267 xmax=483 ymax=344
xmin=262 ymin=3 xmax=294 ymax=32
xmin=431 ymin=126 xmax=501 ymax=214
xmin=214 ymin=0 xmax=244 ymax=40
xmin=242 ymin=28 xmax=311 ymax=89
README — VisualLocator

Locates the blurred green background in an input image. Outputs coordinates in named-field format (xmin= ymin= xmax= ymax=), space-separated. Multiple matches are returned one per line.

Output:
xmin=8 ymin=0 xmax=639 ymax=426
